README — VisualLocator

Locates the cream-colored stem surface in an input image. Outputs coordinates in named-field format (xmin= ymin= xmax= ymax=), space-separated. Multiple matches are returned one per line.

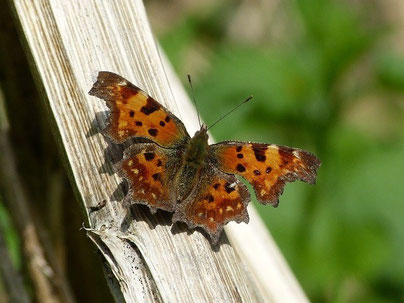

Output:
xmin=11 ymin=0 xmax=308 ymax=302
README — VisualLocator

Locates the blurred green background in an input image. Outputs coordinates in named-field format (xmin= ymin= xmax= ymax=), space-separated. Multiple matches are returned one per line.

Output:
xmin=151 ymin=0 xmax=404 ymax=302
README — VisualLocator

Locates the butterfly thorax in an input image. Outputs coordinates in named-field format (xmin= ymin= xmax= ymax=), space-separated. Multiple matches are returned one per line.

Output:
xmin=176 ymin=125 xmax=209 ymax=202
xmin=184 ymin=125 xmax=209 ymax=166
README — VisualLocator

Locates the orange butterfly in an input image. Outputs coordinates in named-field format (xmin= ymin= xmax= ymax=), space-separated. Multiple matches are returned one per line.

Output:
xmin=89 ymin=71 xmax=321 ymax=244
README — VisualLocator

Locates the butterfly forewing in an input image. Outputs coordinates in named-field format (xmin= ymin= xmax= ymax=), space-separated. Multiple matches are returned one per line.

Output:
xmin=89 ymin=71 xmax=190 ymax=146
xmin=210 ymin=142 xmax=321 ymax=206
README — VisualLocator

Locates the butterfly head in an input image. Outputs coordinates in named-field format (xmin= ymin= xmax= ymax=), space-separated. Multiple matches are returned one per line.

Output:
xmin=193 ymin=123 xmax=209 ymax=142
xmin=184 ymin=124 xmax=209 ymax=165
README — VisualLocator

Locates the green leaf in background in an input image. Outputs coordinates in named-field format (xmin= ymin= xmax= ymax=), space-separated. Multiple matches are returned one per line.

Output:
xmin=377 ymin=53 xmax=404 ymax=91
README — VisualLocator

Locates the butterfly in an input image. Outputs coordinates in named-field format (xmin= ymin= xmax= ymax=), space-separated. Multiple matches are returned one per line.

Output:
xmin=89 ymin=71 xmax=321 ymax=244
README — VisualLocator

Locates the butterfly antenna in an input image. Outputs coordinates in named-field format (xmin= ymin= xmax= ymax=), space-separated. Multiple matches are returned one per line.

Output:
xmin=187 ymin=74 xmax=201 ymax=128
xmin=207 ymin=95 xmax=253 ymax=131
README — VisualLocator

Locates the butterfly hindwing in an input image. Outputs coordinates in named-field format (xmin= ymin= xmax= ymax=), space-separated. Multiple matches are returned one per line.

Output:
xmin=210 ymin=142 xmax=321 ymax=206
xmin=89 ymin=71 xmax=190 ymax=146
xmin=173 ymin=164 xmax=250 ymax=244
xmin=116 ymin=143 xmax=183 ymax=213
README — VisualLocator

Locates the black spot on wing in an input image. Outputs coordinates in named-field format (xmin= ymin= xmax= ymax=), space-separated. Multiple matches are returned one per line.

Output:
xmin=205 ymin=194 xmax=215 ymax=202
xmin=152 ymin=173 xmax=161 ymax=182
xmin=253 ymin=147 xmax=266 ymax=162
xmin=140 ymin=97 xmax=160 ymax=115
xmin=236 ymin=164 xmax=246 ymax=173
xmin=224 ymin=182 xmax=236 ymax=193
xmin=144 ymin=152 xmax=155 ymax=161
xmin=148 ymin=129 xmax=158 ymax=136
